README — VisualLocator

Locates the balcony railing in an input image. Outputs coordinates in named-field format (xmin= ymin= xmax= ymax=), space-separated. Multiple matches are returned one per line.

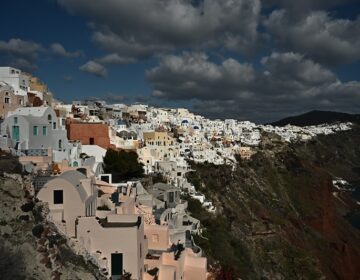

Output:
xmin=21 ymin=149 xmax=49 ymax=156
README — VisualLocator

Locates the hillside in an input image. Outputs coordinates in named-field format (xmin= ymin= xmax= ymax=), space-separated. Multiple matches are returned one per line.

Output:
xmin=0 ymin=151 xmax=106 ymax=280
xmin=270 ymin=110 xmax=360 ymax=127
xmin=187 ymin=126 xmax=360 ymax=279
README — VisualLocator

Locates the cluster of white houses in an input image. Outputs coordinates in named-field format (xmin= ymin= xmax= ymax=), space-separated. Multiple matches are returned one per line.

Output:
xmin=0 ymin=66 xmax=354 ymax=279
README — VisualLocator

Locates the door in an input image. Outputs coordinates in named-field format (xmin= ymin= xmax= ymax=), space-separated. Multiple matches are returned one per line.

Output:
xmin=12 ymin=126 xmax=20 ymax=141
xmin=111 ymin=253 xmax=123 ymax=279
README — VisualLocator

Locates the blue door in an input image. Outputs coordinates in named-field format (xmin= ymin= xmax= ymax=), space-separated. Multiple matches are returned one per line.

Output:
xmin=12 ymin=126 xmax=20 ymax=141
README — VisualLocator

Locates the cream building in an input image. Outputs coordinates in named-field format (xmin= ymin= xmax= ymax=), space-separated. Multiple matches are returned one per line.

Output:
xmin=37 ymin=170 xmax=98 ymax=237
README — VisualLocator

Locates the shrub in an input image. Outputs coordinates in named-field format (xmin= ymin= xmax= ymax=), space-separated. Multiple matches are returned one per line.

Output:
xmin=32 ymin=224 xmax=44 ymax=238
xmin=103 ymin=149 xmax=144 ymax=181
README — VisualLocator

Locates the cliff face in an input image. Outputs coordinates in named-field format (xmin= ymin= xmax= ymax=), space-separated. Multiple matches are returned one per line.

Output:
xmin=0 ymin=151 xmax=106 ymax=280
xmin=188 ymin=126 xmax=360 ymax=280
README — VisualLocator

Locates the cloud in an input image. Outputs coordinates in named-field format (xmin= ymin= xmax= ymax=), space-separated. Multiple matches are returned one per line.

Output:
xmin=261 ymin=52 xmax=337 ymax=86
xmin=50 ymin=43 xmax=83 ymax=58
xmin=102 ymin=92 xmax=128 ymax=103
xmin=95 ymin=53 xmax=136 ymax=65
xmin=58 ymin=0 xmax=261 ymax=59
xmin=265 ymin=9 xmax=360 ymax=64
xmin=0 ymin=38 xmax=42 ymax=71
xmin=146 ymin=51 xmax=360 ymax=122
xmin=146 ymin=52 xmax=255 ymax=100
xmin=0 ymin=38 xmax=42 ymax=58
xmin=79 ymin=60 xmax=107 ymax=78
xmin=63 ymin=75 xmax=73 ymax=82
xmin=263 ymin=0 xmax=355 ymax=15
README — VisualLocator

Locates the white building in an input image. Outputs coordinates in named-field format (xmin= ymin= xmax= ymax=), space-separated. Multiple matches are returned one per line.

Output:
xmin=0 ymin=67 xmax=29 ymax=101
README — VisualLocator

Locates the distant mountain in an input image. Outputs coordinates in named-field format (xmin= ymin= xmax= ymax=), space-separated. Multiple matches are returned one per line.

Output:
xmin=270 ymin=110 xmax=360 ymax=127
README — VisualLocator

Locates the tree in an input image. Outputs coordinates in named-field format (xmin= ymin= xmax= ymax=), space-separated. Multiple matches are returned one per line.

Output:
xmin=103 ymin=149 xmax=144 ymax=182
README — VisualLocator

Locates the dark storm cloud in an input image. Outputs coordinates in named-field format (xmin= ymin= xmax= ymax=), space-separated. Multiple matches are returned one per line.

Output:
xmin=0 ymin=38 xmax=42 ymax=71
xmin=264 ymin=9 xmax=360 ymax=65
xmin=56 ymin=0 xmax=360 ymax=121
xmin=264 ymin=0 xmax=355 ymax=14
xmin=147 ymin=52 xmax=255 ymax=101
xmin=58 ymin=0 xmax=261 ymax=59
xmin=146 ymin=52 xmax=360 ymax=122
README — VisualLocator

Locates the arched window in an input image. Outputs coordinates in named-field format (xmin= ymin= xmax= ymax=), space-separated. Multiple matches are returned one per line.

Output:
xmin=48 ymin=114 xmax=52 ymax=124
xmin=58 ymin=139 xmax=62 ymax=149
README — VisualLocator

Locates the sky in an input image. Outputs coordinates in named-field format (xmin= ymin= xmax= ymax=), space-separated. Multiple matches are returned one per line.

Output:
xmin=0 ymin=0 xmax=360 ymax=123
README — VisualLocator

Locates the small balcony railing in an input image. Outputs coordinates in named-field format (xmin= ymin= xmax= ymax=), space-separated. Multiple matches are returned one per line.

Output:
xmin=21 ymin=149 xmax=48 ymax=156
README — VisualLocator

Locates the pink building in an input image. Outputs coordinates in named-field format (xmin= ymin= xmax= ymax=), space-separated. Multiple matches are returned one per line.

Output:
xmin=37 ymin=170 xmax=98 ymax=237
xmin=76 ymin=213 xmax=146 ymax=280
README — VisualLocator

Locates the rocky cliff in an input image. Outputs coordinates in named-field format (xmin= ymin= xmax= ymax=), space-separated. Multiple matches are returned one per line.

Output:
xmin=187 ymin=126 xmax=360 ymax=279
xmin=0 ymin=151 xmax=106 ymax=280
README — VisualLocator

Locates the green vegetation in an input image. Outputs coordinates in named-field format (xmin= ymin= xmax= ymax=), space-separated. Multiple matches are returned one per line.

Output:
xmin=103 ymin=149 xmax=144 ymax=181
xmin=185 ymin=127 xmax=360 ymax=279
xmin=186 ymin=196 xmax=254 ymax=277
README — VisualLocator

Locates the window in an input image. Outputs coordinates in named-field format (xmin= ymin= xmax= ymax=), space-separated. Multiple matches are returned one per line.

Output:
xmin=47 ymin=114 xmax=52 ymax=122
xmin=4 ymin=97 xmax=10 ymax=104
xmin=89 ymin=137 xmax=94 ymax=145
xmin=14 ymin=117 xmax=18 ymax=124
xmin=53 ymin=190 xmax=63 ymax=204
xmin=53 ymin=122 xmax=56 ymax=129
xmin=42 ymin=126 xmax=47 ymax=136
xmin=58 ymin=139 xmax=62 ymax=149
xmin=33 ymin=126 xmax=38 ymax=136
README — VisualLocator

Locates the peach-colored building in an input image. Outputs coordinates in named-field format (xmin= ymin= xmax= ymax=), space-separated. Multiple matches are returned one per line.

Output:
xmin=37 ymin=170 xmax=98 ymax=237
xmin=157 ymin=249 xmax=207 ymax=280
xmin=19 ymin=147 xmax=53 ymax=171
xmin=38 ymin=172 xmax=208 ymax=280
xmin=77 ymin=213 xmax=146 ymax=280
